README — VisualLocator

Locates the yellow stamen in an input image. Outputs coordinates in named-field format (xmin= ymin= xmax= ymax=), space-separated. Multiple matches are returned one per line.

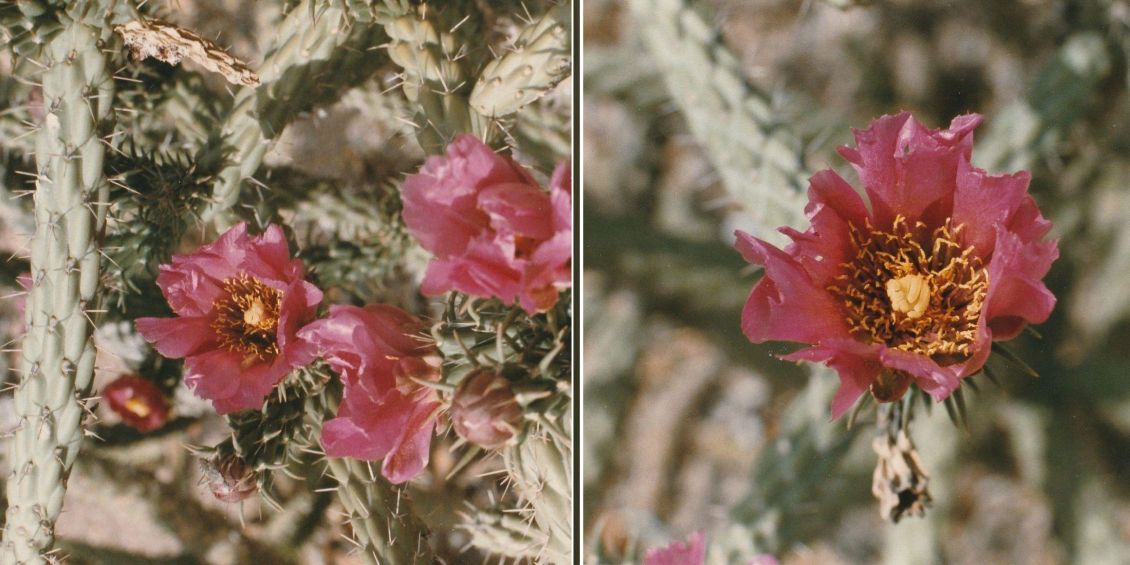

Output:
xmin=886 ymin=274 xmax=930 ymax=319
xmin=211 ymin=274 xmax=283 ymax=361
xmin=123 ymin=397 xmax=152 ymax=418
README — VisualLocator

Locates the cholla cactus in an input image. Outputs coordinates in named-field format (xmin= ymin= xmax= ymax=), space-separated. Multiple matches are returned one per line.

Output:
xmin=1 ymin=0 xmax=571 ymax=563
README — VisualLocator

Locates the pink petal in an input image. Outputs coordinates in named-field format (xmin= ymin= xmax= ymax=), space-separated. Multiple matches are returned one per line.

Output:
xmin=736 ymin=232 xmax=851 ymax=345
xmin=644 ymin=531 xmax=706 ymax=565
xmin=479 ymin=183 xmax=554 ymax=240
xmin=155 ymin=263 xmax=224 ymax=317
xmin=183 ymin=349 xmax=245 ymax=410
xmin=277 ymin=279 xmax=323 ymax=368
xmin=135 ymin=316 xmax=216 ymax=358
xmin=550 ymin=160 xmax=572 ymax=231
xmin=984 ymin=230 xmax=1058 ymax=339
xmin=878 ymin=348 xmax=961 ymax=401
xmin=951 ymin=159 xmax=1030 ymax=256
xmin=783 ymin=339 xmax=882 ymax=419
xmin=211 ymin=357 xmax=290 ymax=414
xmin=781 ymin=170 xmax=870 ymax=285
xmin=322 ymin=388 xmax=410 ymax=460
xmin=381 ymin=395 xmax=440 ymax=484
xmin=838 ymin=113 xmax=981 ymax=228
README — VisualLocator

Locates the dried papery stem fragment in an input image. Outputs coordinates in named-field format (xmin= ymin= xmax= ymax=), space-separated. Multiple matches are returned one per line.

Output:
xmin=872 ymin=399 xmax=932 ymax=522
xmin=115 ymin=19 xmax=260 ymax=86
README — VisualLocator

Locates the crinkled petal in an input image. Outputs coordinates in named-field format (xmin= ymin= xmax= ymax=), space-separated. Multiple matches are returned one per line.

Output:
xmin=212 ymin=357 xmax=291 ymax=414
xmin=783 ymin=339 xmax=882 ymax=419
xmin=381 ymin=393 xmax=440 ymax=484
xmin=322 ymin=387 xmax=410 ymax=460
xmin=952 ymin=159 xmax=1031 ymax=256
xmin=878 ymin=348 xmax=961 ymax=401
xmin=135 ymin=316 xmax=216 ymax=358
xmin=183 ymin=349 xmax=245 ymax=410
xmin=838 ymin=112 xmax=981 ymax=228
xmin=985 ymin=229 xmax=1058 ymax=340
xmin=782 ymin=170 xmax=870 ymax=284
xmin=155 ymin=263 xmax=225 ymax=317
xmin=736 ymin=232 xmax=851 ymax=345
xmin=479 ymin=183 xmax=555 ymax=240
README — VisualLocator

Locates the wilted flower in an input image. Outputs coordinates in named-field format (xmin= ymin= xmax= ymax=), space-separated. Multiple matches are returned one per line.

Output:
xmin=201 ymin=452 xmax=257 ymax=503
xmin=103 ymin=375 xmax=171 ymax=432
xmin=737 ymin=113 xmax=1057 ymax=417
xmin=450 ymin=369 xmax=524 ymax=449
xmin=644 ymin=531 xmax=706 ymax=565
xmin=297 ymin=304 xmax=441 ymax=484
xmin=135 ymin=223 xmax=323 ymax=414
xmin=401 ymin=134 xmax=572 ymax=314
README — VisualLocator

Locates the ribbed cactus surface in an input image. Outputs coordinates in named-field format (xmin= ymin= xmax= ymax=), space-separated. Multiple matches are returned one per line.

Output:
xmin=2 ymin=15 xmax=115 ymax=564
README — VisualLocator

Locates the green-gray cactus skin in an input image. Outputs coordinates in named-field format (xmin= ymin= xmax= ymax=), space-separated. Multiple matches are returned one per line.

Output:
xmin=203 ymin=0 xmax=387 ymax=228
xmin=1 ymin=14 xmax=115 ymax=565
xmin=325 ymin=457 xmax=434 ymax=565
xmin=502 ymin=407 xmax=573 ymax=564
xmin=469 ymin=12 xmax=570 ymax=119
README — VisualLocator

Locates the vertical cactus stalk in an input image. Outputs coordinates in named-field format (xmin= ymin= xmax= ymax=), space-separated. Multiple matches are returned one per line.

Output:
xmin=381 ymin=4 xmax=491 ymax=152
xmin=2 ymin=15 xmax=115 ymax=565
xmin=203 ymin=0 xmax=383 ymax=228
xmin=325 ymin=457 xmax=433 ymax=565
xmin=500 ymin=401 xmax=572 ymax=564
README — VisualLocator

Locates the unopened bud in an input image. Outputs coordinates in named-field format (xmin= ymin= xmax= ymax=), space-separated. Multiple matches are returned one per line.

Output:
xmin=451 ymin=369 xmax=524 ymax=449
xmin=201 ymin=452 xmax=257 ymax=503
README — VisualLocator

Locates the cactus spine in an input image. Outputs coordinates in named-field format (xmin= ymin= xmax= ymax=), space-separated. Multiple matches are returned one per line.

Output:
xmin=500 ymin=402 xmax=572 ymax=563
xmin=1 ymin=14 xmax=115 ymax=564
xmin=325 ymin=457 xmax=433 ymax=565
xmin=203 ymin=0 xmax=383 ymax=228
xmin=469 ymin=12 xmax=570 ymax=119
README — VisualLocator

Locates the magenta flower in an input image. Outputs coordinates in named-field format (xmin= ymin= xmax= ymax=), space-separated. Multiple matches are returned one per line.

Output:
xmin=135 ymin=223 xmax=323 ymax=414
xmin=644 ymin=531 xmax=706 ymax=565
xmin=297 ymin=304 xmax=441 ymax=484
xmin=103 ymin=375 xmax=171 ymax=433
xmin=737 ymin=113 xmax=1057 ymax=417
xmin=401 ymin=134 xmax=572 ymax=313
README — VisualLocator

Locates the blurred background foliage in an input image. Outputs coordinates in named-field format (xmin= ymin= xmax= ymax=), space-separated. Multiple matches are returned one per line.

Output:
xmin=583 ymin=0 xmax=1130 ymax=563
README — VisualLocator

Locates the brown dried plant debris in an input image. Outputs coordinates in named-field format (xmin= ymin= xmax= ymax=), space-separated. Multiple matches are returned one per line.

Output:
xmin=115 ymin=19 xmax=260 ymax=87
xmin=872 ymin=403 xmax=932 ymax=523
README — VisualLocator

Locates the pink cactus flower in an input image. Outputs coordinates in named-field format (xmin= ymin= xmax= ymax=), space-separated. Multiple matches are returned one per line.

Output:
xmin=401 ymin=134 xmax=572 ymax=314
xmin=297 ymin=304 xmax=442 ymax=484
xmin=103 ymin=375 xmax=171 ymax=433
xmin=135 ymin=223 xmax=323 ymax=414
xmin=737 ymin=113 xmax=1058 ymax=417
xmin=644 ymin=531 xmax=706 ymax=565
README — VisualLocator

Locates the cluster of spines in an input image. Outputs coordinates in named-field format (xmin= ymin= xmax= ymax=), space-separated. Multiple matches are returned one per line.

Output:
xmin=1 ymin=10 xmax=116 ymax=563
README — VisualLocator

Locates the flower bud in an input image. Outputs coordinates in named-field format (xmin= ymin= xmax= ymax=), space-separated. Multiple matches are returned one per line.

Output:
xmin=201 ymin=452 xmax=257 ymax=503
xmin=103 ymin=375 xmax=170 ymax=433
xmin=451 ymin=369 xmax=524 ymax=449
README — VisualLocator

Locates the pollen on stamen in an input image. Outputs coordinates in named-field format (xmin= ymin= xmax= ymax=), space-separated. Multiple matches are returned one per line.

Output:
xmin=211 ymin=274 xmax=283 ymax=361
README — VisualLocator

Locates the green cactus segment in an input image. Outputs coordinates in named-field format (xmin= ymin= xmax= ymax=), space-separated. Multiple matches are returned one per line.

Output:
xmin=381 ymin=6 xmax=490 ymax=152
xmin=203 ymin=0 xmax=388 ymax=228
xmin=469 ymin=13 xmax=570 ymax=118
xmin=501 ymin=405 xmax=573 ymax=564
xmin=461 ymin=509 xmax=549 ymax=560
xmin=325 ymin=457 xmax=434 ymax=565
xmin=628 ymin=0 xmax=809 ymax=243
xmin=1 ymin=16 xmax=115 ymax=565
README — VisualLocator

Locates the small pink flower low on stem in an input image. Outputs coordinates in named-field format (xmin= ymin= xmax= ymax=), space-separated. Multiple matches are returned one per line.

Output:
xmin=135 ymin=223 xmax=323 ymax=414
xmin=297 ymin=304 xmax=442 ymax=484
xmin=737 ymin=113 xmax=1058 ymax=417
xmin=103 ymin=375 xmax=170 ymax=433
xmin=401 ymin=134 xmax=572 ymax=313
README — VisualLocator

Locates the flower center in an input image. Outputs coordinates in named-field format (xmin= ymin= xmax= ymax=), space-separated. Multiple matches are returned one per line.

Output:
xmin=211 ymin=274 xmax=283 ymax=362
xmin=123 ymin=397 xmax=151 ymax=418
xmin=828 ymin=215 xmax=988 ymax=364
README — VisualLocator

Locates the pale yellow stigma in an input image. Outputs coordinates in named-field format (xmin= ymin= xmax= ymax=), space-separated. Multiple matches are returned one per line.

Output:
xmin=886 ymin=274 xmax=930 ymax=319
xmin=243 ymin=298 xmax=269 ymax=328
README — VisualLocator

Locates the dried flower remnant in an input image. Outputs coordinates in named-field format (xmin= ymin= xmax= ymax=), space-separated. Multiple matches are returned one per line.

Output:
xmin=644 ymin=530 xmax=706 ymax=565
xmin=103 ymin=375 xmax=171 ymax=433
xmin=201 ymin=452 xmax=258 ymax=503
xmin=872 ymin=406 xmax=932 ymax=522
xmin=401 ymin=134 xmax=572 ymax=314
xmin=115 ymin=19 xmax=260 ymax=86
xmin=298 ymin=305 xmax=442 ymax=484
xmin=135 ymin=223 xmax=323 ymax=414
xmin=450 ymin=369 xmax=524 ymax=449
xmin=737 ymin=113 xmax=1058 ymax=417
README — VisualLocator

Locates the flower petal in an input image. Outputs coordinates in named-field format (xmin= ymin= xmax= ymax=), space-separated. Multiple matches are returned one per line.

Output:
xmin=951 ymin=159 xmax=1031 ymax=256
xmin=736 ymin=232 xmax=851 ymax=345
xmin=135 ymin=316 xmax=217 ymax=358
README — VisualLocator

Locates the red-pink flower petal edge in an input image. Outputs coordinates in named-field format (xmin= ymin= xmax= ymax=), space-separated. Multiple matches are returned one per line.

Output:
xmin=135 ymin=222 xmax=322 ymax=414
xmin=298 ymin=304 xmax=441 ymax=484
xmin=644 ymin=531 xmax=706 ymax=565
xmin=401 ymin=134 xmax=571 ymax=313
xmin=103 ymin=375 xmax=170 ymax=433
xmin=738 ymin=112 xmax=1057 ymax=417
